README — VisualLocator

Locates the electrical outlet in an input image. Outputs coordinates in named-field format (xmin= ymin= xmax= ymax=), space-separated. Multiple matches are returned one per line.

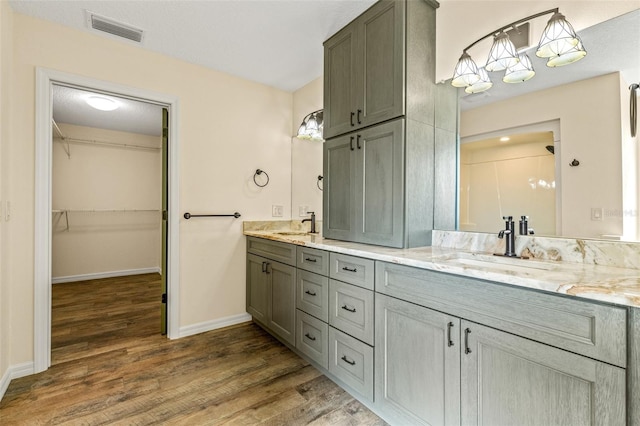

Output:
xmin=272 ymin=205 xmax=283 ymax=217
xmin=591 ymin=207 xmax=603 ymax=221
xmin=299 ymin=205 xmax=308 ymax=217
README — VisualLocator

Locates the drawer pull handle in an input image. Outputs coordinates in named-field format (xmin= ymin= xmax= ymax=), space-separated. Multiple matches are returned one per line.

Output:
xmin=305 ymin=290 xmax=317 ymax=296
xmin=261 ymin=261 xmax=267 ymax=273
xmin=342 ymin=266 xmax=357 ymax=273
xmin=356 ymin=134 xmax=361 ymax=149
xmin=341 ymin=304 xmax=356 ymax=313
xmin=447 ymin=322 xmax=454 ymax=347
xmin=341 ymin=355 xmax=356 ymax=366
xmin=304 ymin=333 xmax=316 ymax=341
xmin=357 ymin=109 xmax=362 ymax=124
xmin=350 ymin=111 xmax=355 ymax=127
xmin=304 ymin=257 xmax=317 ymax=263
xmin=464 ymin=328 xmax=472 ymax=354
xmin=350 ymin=136 xmax=355 ymax=151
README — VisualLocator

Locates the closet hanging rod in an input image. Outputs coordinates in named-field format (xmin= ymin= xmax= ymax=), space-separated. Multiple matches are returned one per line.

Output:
xmin=53 ymin=137 xmax=161 ymax=151
xmin=183 ymin=212 xmax=241 ymax=219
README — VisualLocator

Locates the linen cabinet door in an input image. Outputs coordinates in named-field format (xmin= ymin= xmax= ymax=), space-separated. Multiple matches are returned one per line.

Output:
xmin=246 ymin=254 xmax=269 ymax=325
xmin=323 ymin=134 xmax=356 ymax=241
xmin=355 ymin=119 xmax=404 ymax=248
xmin=323 ymin=23 xmax=357 ymax=139
xmin=267 ymin=261 xmax=296 ymax=346
xmin=375 ymin=294 xmax=461 ymax=426
xmin=460 ymin=320 xmax=626 ymax=426
xmin=356 ymin=0 xmax=405 ymax=129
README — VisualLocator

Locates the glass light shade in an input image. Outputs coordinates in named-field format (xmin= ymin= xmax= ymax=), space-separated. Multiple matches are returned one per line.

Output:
xmin=296 ymin=110 xmax=324 ymax=141
xmin=503 ymin=53 xmax=536 ymax=83
xmin=465 ymin=67 xmax=493 ymax=93
xmin=485 ymin=32 xmax=519 ymax=72
xmin=536 ymin=12 xmax=580 ymax=58
xmin=305 ymin=114 xmax=318 ymax=132
xmin=451 ymin=52 xmax=480 ymax=88
xmin=546 ymin=39 xmax=587 ymax=67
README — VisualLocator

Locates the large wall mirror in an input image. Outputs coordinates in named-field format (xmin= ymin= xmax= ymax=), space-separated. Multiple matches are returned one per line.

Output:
xmin=458 ymin=9 xmax=640 ymax=241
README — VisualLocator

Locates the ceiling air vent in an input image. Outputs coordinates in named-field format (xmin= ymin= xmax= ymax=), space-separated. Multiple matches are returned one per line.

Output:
xmin=85 ymin=11 xmax=144 ymax=43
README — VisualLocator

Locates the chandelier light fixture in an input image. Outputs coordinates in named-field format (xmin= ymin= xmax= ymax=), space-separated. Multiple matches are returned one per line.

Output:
xmin=451 ymin=8 xmax=586 ymax=93
xmin=296 ymin=109 xmax=324 ymax=141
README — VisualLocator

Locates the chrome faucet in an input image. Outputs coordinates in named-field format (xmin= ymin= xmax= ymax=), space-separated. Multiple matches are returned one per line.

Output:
xmin=498 ymin=216 xmax=517 ymax=257
xmin=519 ymin=215 xmax=535 ymax=235
xmin=302 ymin=211 xmax=317 ymax=233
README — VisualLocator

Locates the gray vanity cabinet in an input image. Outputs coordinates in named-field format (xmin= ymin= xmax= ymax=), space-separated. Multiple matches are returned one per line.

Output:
xmin=323 ymin=0 xmax=404 ymax=139
xmin=461 ymin=320 xmax=626 ymax=425
xmin=375 ymin=294 xmax=461 ymax=425
xmin=246 ymin=238 xmax=297 ymax=346
xmin=324 ymin=119 xmax=404 ymax=248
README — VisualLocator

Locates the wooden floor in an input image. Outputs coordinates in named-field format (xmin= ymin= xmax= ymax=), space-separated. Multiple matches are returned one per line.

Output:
xmin=0 ymin=274 xmax=385 ymax=425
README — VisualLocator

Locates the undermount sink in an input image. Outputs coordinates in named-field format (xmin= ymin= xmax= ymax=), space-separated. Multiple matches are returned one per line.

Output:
xmin=436 ymin=252 xmax=558 ymax=273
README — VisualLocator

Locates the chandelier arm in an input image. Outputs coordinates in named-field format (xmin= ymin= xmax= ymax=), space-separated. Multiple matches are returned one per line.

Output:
xmin=462 ymin=8 xmax=559 ymax=53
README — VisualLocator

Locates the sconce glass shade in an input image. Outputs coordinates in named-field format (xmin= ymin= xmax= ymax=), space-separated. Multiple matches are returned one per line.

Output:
xmin=503 ymin=53 xmax=536 ymax=83
xmin=546 ymin=38 xmax=587 ymax=67
xmin=451 ymin=52 xmax=480 ymax=88
xmin=465 ymin=67 xmax=493 ymax=93
xmin=296 ymin=110 xmax=324 ymax=141
xmin=536 ymin=11 xmax=580 ymax=58
xmin=485 ymin=32 xmax=519 ymax=72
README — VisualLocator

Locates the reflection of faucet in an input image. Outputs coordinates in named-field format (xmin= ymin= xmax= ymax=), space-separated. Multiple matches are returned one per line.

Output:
xmin=302 ymin=211 xmax=316 ymax=233
xmin=519 ymin=215 xmax=535 ymax=235
xmin=498 ymin=216 xmax=517 ymax=257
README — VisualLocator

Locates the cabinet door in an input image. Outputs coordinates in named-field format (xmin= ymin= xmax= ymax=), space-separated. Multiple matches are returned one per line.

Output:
xmin=323 ymin=134 xmax=356 ymax=241
xmin=375 ymin=294 xmax=461 ymax=426
xmin=323 ymin=24 xmax=358 ymax=139
xmin=268 ymin=261 xmax=297 ymax=346
xmin=461 ymin=320 xmax=626 ymax=426
xmin=355 ymin=119 xmax=404 ymax=247
xmin=356 ymin=0 xmax=405 ymax=129
xmin=246 ymin=253 xmax=269 ymax=324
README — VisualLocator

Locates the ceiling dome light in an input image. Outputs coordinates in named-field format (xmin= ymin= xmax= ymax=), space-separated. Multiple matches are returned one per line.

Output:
xmin=503 ymin=53 xmax=536 ymax=83
xmin=546 ymin=38 xmax=587 ymax=67
xmin=451 ymin=52 xmax=480 ymax=88
xmin=485 ymin=32 xmax=519 ymax=72
xmin=465 ymin=67 xmax=493 ymax=94
xmin=536 ymin=11 xmax=580 ymax=59
xmin=86 ymin=96 xmax=119 ymax=111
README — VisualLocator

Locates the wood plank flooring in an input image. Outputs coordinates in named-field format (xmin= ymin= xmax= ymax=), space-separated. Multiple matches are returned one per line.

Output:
xmin=0 ymin=274 xmax=385 ymax=425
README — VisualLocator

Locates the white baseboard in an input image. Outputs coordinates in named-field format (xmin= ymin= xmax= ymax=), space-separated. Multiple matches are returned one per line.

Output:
xmin=0 ymin=362 xmax=35 ymax=402
xmin=178 ymin=313 xmax=252 ymax=339
xmin=52 ymin=267 xmax=161 ymax=284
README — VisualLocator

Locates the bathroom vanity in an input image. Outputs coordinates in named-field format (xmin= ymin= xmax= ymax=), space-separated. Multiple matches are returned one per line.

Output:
xmin=244 ymin=226 xmax=639 ymax=426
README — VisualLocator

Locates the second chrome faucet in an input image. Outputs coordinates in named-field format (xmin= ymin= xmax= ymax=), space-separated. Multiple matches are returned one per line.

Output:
xmin=498 ymin=215 xmax=535 ymax=257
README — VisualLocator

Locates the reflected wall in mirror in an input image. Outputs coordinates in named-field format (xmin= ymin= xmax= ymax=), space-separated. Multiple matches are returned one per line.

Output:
xmin=458 ymin=9 xmax=640 ymax=241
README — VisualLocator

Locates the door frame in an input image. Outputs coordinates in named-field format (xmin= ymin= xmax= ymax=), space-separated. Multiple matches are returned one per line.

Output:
xmin=34 ymin=68 xmax=181 ymax=373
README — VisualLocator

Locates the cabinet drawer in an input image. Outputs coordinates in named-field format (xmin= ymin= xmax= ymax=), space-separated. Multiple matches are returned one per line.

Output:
xmin=329 ymin=327 xmax=374 ymax=401
xmin=329 ymin=253 xmax=374 ymax=290
xmin=296 ymin=310 xmax=329 ymax=369
xmin=247 ymin=237 xmax=296 ymax=266
xmin=376 ymin=261 xmax=627 ymax=367
xmin=329 ymin=279 xmax=374 ymax=345
xmin=297 ymin=246 xmax=329 ymax=276
xmin=296 ymin=270 xmax=329 ymax=322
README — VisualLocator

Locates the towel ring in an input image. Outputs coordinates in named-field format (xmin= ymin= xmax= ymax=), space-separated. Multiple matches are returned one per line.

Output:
xmin=253 ymin=169 xmax=269 ymax=187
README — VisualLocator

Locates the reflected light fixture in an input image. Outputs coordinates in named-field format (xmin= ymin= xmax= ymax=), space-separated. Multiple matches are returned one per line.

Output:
xmin=86 ymin=95 xmax=119 ymax=111
xmin=296 ymin=109 xmax=324 ymax=141
xmin=451 ymin=8 xmax=586 ymax=94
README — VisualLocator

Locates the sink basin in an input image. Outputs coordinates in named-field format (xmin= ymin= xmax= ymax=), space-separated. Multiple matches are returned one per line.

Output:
xmin=436 ymin=252 xmax=557 ymax=273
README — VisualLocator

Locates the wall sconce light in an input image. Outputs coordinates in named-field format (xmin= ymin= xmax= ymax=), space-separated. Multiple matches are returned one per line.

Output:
xmin=297 ymin=109 xmax=324 ymax=141
xmin=451 ymin=8 xmax=586 ymax=93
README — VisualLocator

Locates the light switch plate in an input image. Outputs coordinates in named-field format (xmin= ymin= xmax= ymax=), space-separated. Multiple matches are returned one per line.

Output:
xmin=272 ymin=205 xmax=283 ymax=217
xmin=591 ymin=207 xmax=603 ymax=221
xmin=299 ymin=205 xmax=308 ymax=217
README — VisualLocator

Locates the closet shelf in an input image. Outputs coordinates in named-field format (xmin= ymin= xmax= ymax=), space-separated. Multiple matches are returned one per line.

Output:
xmin=52 ymin=209 xmax=162 ymax=232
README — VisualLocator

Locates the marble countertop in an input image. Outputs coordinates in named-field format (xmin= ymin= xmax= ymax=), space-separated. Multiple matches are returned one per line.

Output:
xmin=244 ymin=230 xmax=640 ymax=309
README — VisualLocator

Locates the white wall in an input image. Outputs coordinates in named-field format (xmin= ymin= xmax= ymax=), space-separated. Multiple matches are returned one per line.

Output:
xmin=52 ymin=123 xmax=162 ymax=280
xmin=291 ymin=77 xmax=323 ymax=223
xmin=4 ymin=11 xmax=293 ymax=371
xmin=462 ymin=73 xmax=624 ymax=239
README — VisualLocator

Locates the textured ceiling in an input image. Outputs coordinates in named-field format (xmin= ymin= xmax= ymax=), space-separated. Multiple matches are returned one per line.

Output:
xmin=9 ymin=0 xmax=377 ymax=93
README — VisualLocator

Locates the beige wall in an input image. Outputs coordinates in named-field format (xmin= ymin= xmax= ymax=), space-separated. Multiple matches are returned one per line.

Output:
xmin=0 ymin=0 xmax=13 ymax=389
xmin=5 ymin=11 xmax=293 ymax=370
xmin=52 ymin=124 xmax=162 ymax=280
xmin=461 ymin=73 xmax=624 ymax=239
xmin=291 ymin=77 xmax=323 ymax=222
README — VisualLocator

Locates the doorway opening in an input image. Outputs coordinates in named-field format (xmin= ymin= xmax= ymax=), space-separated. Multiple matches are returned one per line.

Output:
xmin=35 ymin=68 xmax=180 ymax=373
